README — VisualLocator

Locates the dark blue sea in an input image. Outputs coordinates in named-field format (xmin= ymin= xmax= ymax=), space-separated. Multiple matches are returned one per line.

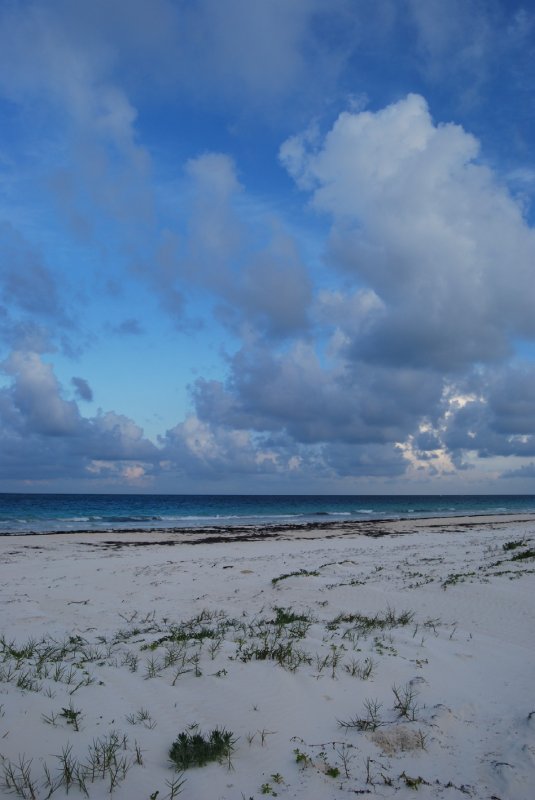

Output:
xmin=0 ymin=494 xmax=534 ymax=535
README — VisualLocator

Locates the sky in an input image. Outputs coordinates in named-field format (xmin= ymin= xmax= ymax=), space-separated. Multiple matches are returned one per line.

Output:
xmin=1 ymin=0 xmax=535 ymax=495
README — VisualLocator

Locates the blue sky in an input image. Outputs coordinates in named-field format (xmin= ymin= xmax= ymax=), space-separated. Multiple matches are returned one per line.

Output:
xmin=1 ymin=0 xmax=535 ymax=494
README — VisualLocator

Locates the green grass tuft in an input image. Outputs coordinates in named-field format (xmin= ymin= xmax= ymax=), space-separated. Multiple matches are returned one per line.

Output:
xmin=510 ymin=548 xmax=535 ymax=561
xmin=502 ymin=539 xmax=526 ymax=551
xmin=169 ymin=727 xmax=236 ymax=770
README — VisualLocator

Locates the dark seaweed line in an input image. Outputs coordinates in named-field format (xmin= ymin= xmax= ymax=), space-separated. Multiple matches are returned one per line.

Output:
xmin=1 ymin=512 xmax=534 ymax=542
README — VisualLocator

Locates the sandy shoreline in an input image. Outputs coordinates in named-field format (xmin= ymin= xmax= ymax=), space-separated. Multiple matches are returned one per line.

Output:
xmin=1 ymin=514 xmax=534 ymax=798
xmin=2 ymin=511 xmax=535 ymax=546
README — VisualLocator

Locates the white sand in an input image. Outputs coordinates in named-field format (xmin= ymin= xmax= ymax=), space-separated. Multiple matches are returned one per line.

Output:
xmin=1 ymin=515 xmax=534 ymax=799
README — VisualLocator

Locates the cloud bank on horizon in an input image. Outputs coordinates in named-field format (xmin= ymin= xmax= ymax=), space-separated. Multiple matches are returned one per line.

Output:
xmin=1 ymin=0 xmax=534 ymax=494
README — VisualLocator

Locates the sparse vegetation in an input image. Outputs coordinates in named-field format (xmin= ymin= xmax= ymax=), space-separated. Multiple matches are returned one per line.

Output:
xmin=2 ymin=521 xmax=533 ymax=799
xmin=338 ymin=697 xmax=384 ymax=731
xmin=343 ymin=656 xmax=376 ymax=680
xmin=1 ymin=731 xmax=140 ymax=797
xmin=126 ymin=707 xmax=157 ymax=729
xmin=271 ymin=569 xmax=319 ymax=586
xmin=510 ymin=547 xmax=535 ymax=561
xmin=328 ymin=607 xmax=414 ymax=632
xmin=503 ymin=539 xmax=526 ymax=551
xmin=169 ymin=726 xmax=236 ymax=770
xmin=60 ymin=703 xmax=83 ymax=731
xmin=392 ymin=683 xmax=419 ymax=721
xmin=441 ymin=571 xmax=476 ymax=589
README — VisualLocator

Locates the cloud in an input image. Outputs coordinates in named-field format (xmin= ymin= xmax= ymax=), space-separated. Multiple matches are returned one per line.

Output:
xmin=192 ymin=340 xmax=444 ymax=447
xmin=414 ymin=429 xmax=442 ymax=452
xmin=3 ymin=351 xmax=80 ymax=437
xmin=0 ymin=224 xmax=80 ymax=360
xmin=130 ymin=0 xmax=362 ymax=117
xmin=0 ymin=223 xmax=64 ymax=320
xmin=443 ymin=365 xmax=535 ymax=459
xmin=147 ymin=153 xmax=312 ymax=336
xmin=236 ymin=230 xmax=312 ymax=338
xmin=501 ymin=461 xmax=535 ymax=480
xmin=0 ymin=0 xmax=360 ymax=136
xmin=112 ymin=318 xmax=144 ymax=335
xmin=0 ymin=0 xmax=153 ymax=247
xmin=0 ymin=5 xmax=534 ymax=491
xmin=0 ymin=311 xmax=55 ymax=354
xmin=159 ymin=413 xmax=409 ymax=484
xmin=88 ymin=411 xmax=157 ymax=461
xmin=408 ymin=0 xmax=535 ymax=103
xmin=174 ymin=94 xmax=535 ymax=484
xmin=0 ymin=4 xmax=322 ymax=340
xmin=71 ymin=376 xmax=93 ymax=402
xmin=175 ymin=0 xmax=325 ymax=103
xmin=0 ymin=351 xmax=159 ymax=482
xmin=486 ymin=366 xmax=535 ymax=436
xmin=161 ymin=415 xmax=276 ymax=480
xmin=281 ymin=93 xmax=535 ymax=371
xmin=0 ymin=347 xmax=410 ymax=487
xmin=0 ymin=3 xmax=143 ymax=159
xmin=140 ymin=152 xmax=242 ymax=322
xmin=407 ymin=0 xmax=497 ymax=84
xmin=322 ymin=441 xmax=407 ymax=478
xmin=180 ymin=152 xmax=244 ymax=292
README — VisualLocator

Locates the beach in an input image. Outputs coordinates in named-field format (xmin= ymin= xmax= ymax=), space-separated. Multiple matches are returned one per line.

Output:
xmin=1 ymin=514 xmax=534 ymax=799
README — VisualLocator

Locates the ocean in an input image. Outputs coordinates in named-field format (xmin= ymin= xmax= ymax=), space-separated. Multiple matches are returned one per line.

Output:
xmin=0 ymin=493 xmax=534 ymax=535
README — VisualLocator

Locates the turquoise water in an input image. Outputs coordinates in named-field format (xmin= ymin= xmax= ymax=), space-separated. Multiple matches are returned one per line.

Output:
xmin=0 ymin=494 xmax=534 ymax=535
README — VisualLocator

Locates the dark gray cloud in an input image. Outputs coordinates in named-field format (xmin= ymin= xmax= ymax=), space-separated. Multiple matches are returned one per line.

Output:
xmin=443 ymin=366 xmax=535 ymax=459
xmin=0 ymin=225 xmax=83 ymax=361
xmin=0 ymin=224 xmax=64 ymax=320
xmin=501 ymin=462 xmax=535 ymax=480
xmin=71 ymin=376 xmax=93 ymax=402
xmin=113 ymin=318 xmax=145 ymax=336
xmin=192 ymin=341 xmax=444 ymax=446
xmin=234 ymin=234 xmax=312 ymax=338
xmin=414 ymin=429 xmax=442 ymax=452
xmin=0 ymin=308 xmax=55 ymax=354
xmin=322 ymin=442 xmax=406 ymax=478
xmin=486 ymin=367 xmax=535 ymax=436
